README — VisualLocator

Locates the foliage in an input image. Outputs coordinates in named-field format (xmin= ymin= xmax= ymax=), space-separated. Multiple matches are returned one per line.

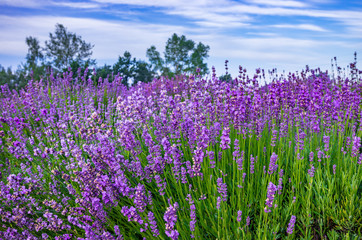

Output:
xmin=25 ymin=36 xmax=44 ymax=68
xmin=0 ymin=65 xmax=17 ymax=89
xmin=147 ymin=33 xmax=210 ymax=78
xmin=219 ymin=73 xmax=232 ymax=82
xmin=44 ymin=23 xmax=95 ymax=71
xmin=0 ymin=65 xmax=46 ymax=90
xmin=97 ymin=51 xmax=154 ymax=87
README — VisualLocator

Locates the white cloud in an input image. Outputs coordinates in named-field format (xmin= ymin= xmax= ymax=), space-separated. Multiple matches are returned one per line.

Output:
xmin=0 ymin=15 xmax=187 ymax=61
xmin=91 ymin=0 xmax=207 ymax=8
xmin=245 ymin=0 xmax=308 ymax=8
xmin=0 ymin=0 xmax=361 ymax=75
xmin=51 ymin=1 xmax=102 ymax=9
xmin=0 ymin=0 xmax=47 ymax=8
xmin=271 ymin=24 xmax=328 ymax=32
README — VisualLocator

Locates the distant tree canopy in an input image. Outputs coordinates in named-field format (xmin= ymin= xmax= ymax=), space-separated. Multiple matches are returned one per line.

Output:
xmin=0 ymin=65 xmax=29 ymax=90
xmin=25 ymin=36 xmax=44 ymax=68
xmin=96 ymin=51 xmax=154 ymax=87
xmin=1 ymin=28 xmax=212 ymax=90
xmin=147 ymin=33 xmax=210 ymax=77
xmin=24 ymin=23 xmax=96 ymax=72
xmin=44 ymin=24 xmax=95 ymax=70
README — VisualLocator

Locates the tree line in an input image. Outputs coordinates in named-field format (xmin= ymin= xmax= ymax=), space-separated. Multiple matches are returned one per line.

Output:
xmin=0 ymin=23 xmax=210 ymax=89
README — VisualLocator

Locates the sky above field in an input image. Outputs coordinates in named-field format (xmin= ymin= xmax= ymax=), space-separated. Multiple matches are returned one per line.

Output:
xmin=0 ymin=0 xmax=362 ymax=76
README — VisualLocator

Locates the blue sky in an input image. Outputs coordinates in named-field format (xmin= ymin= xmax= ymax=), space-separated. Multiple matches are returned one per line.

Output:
xmin=0 ymin=0 xmax=361 ymax=77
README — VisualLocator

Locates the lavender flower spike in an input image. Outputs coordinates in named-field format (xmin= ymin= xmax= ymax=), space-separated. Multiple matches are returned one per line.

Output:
xmin=164 ymin=202 xmax=179 ymax=240
xmin=268 ymin=152 xmax=278 ymax=175
xmin=287 ymin=215 xmax=296 ymax=235
xmin=265 ymin=182 xmax=277 ymax=213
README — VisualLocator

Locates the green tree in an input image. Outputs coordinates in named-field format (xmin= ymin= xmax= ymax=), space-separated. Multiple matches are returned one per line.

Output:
xmin=146 ymin=33 xmax=210 ymax=77
xmin=219 ymin=73 xmax=232 ymax=82
xmin=0 ymin=65 xmax=15 ymax=88
xmin=25 ymin=36 xmax=44 ymax=68
xmin=22 ymin=36 xmax=48 ymax=81
xmin=113 ymin=51 xmax=135 ymax=87
xmin=96 ymin=51 xmax=154 ymax=87
xmin=133 ymin=60 xmax=154 ymax=85
xmin=44 ymin=23 xmax=95 ymax=71
xmin=146 ymin=46 xmax=164 ymax=72
xmin=96 ymin=64 xmax=113 ymax=81
xmin=164 ymin=34 xmax=195 ymax=75
xmin=0 ymin=65 xmax=31 ymax=90
xmin=189 ymin=42 xmax=210 ymax=75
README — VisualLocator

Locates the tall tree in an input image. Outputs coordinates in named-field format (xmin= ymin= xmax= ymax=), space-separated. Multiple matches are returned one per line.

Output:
xmin=189 ymin=42 xmax=210 ymax=75
xmin=146 ymin=46 xmax=164 ymax=72
xmin=164 ymin=33 xmax=195 ymax=75
xmin=113 ymin=51 xmax=135 ymax=87
xmin=23 ymin=36 xmax=48 ymax=80
xmin=133 ymin=61 xmax=154 ymax=85
xmin=25 ymin=36 xmax=44 ymax=68
xmin=44 ymin=23 xmax=95 ymax=70
xmin=111 ymin=51 xmax=154 ymax=87
xmin=146 ymin=33 xmax=210 ymax=77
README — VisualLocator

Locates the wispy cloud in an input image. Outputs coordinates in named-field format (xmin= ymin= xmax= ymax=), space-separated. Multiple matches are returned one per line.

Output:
xmin=0 ymin=0 xmax=360 ymax=74
xmin=51 ymin=1 xmax=102 ymax=9
xmin=0 ymin=0 xmax=47 ymax=8
xmin=245 ymin=0 xmax=309 ymax=8
xmin=271 ymin=24 xmax=328 ymax=32
xmin=0 ymin=15 xmax=187 ymax=60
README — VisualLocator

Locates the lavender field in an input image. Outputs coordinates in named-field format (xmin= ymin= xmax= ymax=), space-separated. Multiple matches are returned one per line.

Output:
xmin=0 ymin=66 xmax=361 ymax=239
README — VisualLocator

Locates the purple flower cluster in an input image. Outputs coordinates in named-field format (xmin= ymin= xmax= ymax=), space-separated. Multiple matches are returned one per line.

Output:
xmin=237 ymin=210 xmax=242 ymax=222
xmin=250 ymin=154 xmax=255 ymax=174
xmin=186 ymin=194 xmax=197 ymax=238
xmin=217 ymin=178 xmax=228 ymax=201
xmin=147 ymin=211 xmax=159 ymax=237
xmin=220 ymin=127 xmax=231 ymax=150
xmin=268 ymin=152 xmax=278 ymax=175
xmin=287 ymin=215 xmax=296 ymax=234
xmin=265 ymin=182 xmax=277 ymax=213
xmin=352 ymin=136 xmax=361 ymax=157
xmin=164 ymin=202 xmax=179 ymax=240
xmin=308 ymin=164 xmax=315 ymax=178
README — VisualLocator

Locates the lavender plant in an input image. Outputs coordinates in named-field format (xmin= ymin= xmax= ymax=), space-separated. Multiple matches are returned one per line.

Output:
xmin=0 ymin=65 xmax=361 ymax=239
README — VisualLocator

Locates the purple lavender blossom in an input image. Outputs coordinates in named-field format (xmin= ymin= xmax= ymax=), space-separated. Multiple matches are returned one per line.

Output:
xmin=309 ymin=151 xmax=314 ymax=162
xmin=233 ymin=138 xmax=240 ymax=157
xmin=220 ymin=127 xmax=231 ymax=150
xmin=277 ymin=178 xmax=283 ymax=194
xmin=134 ymin=183 xmax=147 ymax=212
xmin=287 ymin=215 xmax=296 ymax=235
xmin=186 ymin=194 xmax=197 ymax=235
xmin=352 ymin=136 xmax=361 ymax=157
xmin=121 ymin=206 xmax=143 ymax=225
xmin=164 ymin=202 xmax=179 ymax=240
xmin=148 ymin=211 xmax=159 ymax=237
xmin=208 ymin=151 xmax=216 ymax=168
xmin=237 ymin=210 xmax=242 ymax=222
xmin=236 ymin=151 xmax=244 ymax=170
xmin=265 ymin=182 xmax=277 ymax=213
xmin=216 ymin=196 xmax=221 ymax=210
xmin=114 ymin=225 xmax=121 ymax=237
xmin=308 ymin=164 xmax=315 ymax=178
xmin=268 ymin=152 xmax=278 ymax=175
xmin=323 ymin=135 xmax=330 ymax=152
xmin=317 ymin=149 xmax=323 ymax=162
xmin=250 ymin=155 xmax=255 ymax=174
xmin=217 ymin=178 xmax=228 ymax=201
